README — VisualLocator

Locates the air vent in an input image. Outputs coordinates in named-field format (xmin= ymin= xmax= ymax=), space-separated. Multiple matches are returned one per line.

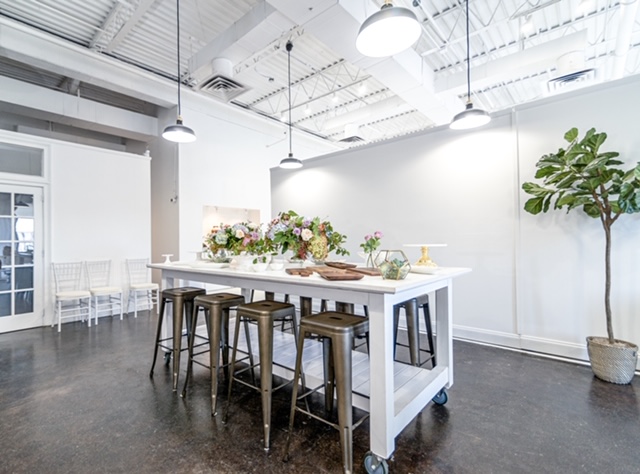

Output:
xmin=546 ymin=50 xmax=596 ymax=92
xmin=338 ymin=124 xmax=365 ymax=143
xmin=194 ymin=58 xmax=249 ymax=102
xmin=339 ymin=135 xmax=365 ymax=143
xmin=199 ymin=75 xmax=248 ymax=102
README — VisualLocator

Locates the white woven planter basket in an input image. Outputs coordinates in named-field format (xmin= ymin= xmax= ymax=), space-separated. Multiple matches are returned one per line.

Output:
xmin=586 ymin=336 xmax=638 ymax=384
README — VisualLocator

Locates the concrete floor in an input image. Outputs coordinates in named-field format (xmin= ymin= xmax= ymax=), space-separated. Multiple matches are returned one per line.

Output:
xmin=0 ymin=313 xmax=639 ymax=473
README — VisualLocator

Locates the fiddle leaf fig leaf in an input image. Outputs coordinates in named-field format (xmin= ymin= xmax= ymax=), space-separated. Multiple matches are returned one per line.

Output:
xmin=524 ymin=196 xmax=544 ymax=214
xmin=564 ymin=128 xmax=578 ymax=142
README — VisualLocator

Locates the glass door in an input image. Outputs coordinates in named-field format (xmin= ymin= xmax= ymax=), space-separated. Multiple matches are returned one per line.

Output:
xmin=0 ymin=185 xmax=43 ymax=332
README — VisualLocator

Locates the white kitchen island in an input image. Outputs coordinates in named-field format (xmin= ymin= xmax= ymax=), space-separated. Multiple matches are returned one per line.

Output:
xmin=149 ymin=261 xmax=470 ymax=467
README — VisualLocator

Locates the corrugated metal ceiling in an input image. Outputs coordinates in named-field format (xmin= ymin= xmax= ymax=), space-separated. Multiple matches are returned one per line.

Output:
xmin=1 ymin=0 xmax=639 ymax=145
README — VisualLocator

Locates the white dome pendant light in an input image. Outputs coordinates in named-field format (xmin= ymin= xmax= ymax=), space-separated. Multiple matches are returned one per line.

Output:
xmin=356 ymin=0 xmax=422 ymax=58
xmin=279 ymin=40 xmax=303 ymax=169
xmin=450 ymin=0 xmax=491 ymax=130
xmin=162 ymin=0 xmax=196 ymax=143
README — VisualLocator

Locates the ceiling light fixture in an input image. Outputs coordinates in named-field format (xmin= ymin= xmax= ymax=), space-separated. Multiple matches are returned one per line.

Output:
xmin=450 ymin=0 xmax=491 ymax=130
xmin=279 ymin=41 xmax=303 ymax=170
xmin=356 ymin=0 xmax=422 ymax=57
xmin=162 ymin=0 xmax=196 ymax=143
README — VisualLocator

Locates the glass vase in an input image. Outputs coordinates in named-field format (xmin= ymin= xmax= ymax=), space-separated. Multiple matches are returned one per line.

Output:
xmin=376 ymin=250 xmax=411 ymax=280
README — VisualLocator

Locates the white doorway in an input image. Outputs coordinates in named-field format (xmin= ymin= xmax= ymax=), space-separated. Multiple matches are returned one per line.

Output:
xmin=0 ymin=184 xmax=44 ymax=333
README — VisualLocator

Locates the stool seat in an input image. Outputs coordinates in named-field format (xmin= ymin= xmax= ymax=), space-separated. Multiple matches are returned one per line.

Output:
xmin=300 ymin=311 xmax=368 ymax=336
xmin=150 ymin=286 xmax=206 ymax=391
xmin=182 ymin=292 xmax=245 ymax=416
xmin=162 ymin=287 xmax=206 ymax=298
xmin=235 ymin=300 xmax=294 ymax=318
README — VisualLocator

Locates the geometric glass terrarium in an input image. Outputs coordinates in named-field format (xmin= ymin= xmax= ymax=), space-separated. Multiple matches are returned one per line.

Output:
xmin=376 ymin=250 xmax=411 ymax=280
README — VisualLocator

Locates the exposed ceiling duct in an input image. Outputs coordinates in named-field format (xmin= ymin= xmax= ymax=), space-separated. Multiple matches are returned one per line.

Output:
xmin=195 ymin=57 xmax=250 ymax=102
xmin=339 ymin=123 xmax=365 ymax=143
xmin=547 ymin=50 xmax=596 ymax=93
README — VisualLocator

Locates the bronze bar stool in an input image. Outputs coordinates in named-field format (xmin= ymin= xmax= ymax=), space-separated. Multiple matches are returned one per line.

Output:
xmin=223 ymin=300 xmax=298 ymax=451
xmin=181 ymin=292 xmax=246 ymax=416
xmin=283 ymin=311 xmax=369 ymax=474
xmin=150 ymin=287 xmax=206 ymax=391
xmin=394 ymin=293 xmax=436 ymax=367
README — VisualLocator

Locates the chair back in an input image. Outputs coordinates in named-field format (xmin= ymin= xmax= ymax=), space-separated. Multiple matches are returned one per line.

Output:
xmin=85 ymin=260 xmax=112 ymax=289
xmin=52 ymin=262 xmax=85 ymax=292
xmin=126 ymin=258 xmax=151 ymax=285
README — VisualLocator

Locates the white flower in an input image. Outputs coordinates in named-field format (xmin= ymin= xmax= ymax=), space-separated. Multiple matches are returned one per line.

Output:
xmin=235 ymin=229 xmax=245 ymax=239
xmin=301 ymin=228 xmax=314 ymax=242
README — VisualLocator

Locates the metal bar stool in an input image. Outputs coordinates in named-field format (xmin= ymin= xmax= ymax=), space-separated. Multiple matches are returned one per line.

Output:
xmin=394 ymin=293 xmax=436 ymax=367
xmin=150 ymin=287 xmax=206 ymax=391
xmin=223 ymin=300 xmax=298 ymax=451
xmin=284 ymin=311 xmax=369 ymax=474
xmin=181 ymin=292 xmax=246 ymax=415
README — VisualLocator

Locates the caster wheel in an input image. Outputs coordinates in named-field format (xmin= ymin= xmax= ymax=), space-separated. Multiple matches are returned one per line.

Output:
xmin=432 ymin=389 xmax=448 ymax=405
xmin=364 ymin=452 xmax=389 ymax=474
xmin=163 ymin=351 xmax=172 ymax=366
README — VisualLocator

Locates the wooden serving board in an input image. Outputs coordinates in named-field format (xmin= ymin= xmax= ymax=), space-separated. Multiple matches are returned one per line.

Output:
xmin=324 ymin=262 xmax=358 ymax=270
xmin=319 ymin=271 xmax=364 ymax=281
xmin=347 ymin=267 xmax=382 ymax=276
xmin=286 ymin=268 xmax=313 ymax=277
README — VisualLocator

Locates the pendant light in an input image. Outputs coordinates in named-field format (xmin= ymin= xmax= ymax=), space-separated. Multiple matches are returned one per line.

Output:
xmin=162 ymin=0 xmax=196 ymax=143
xmin=449 ymin=0 xmax=491 ymax=130
xmin=279 ymin=40 xmax=303 ymax=169
xmin=356 ymin=0 xmax=421 ymax=58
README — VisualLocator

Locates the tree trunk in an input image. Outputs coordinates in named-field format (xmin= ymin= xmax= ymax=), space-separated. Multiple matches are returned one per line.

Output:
xmin=604 ymin=223 xmax=614 ymax=344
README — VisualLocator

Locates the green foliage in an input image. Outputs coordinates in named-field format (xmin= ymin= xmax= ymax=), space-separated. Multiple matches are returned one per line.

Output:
xmin=522 ymin=128 xmax=640 ymax=221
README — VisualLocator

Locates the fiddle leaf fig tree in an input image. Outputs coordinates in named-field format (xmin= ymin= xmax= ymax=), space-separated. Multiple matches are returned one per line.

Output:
xmin=522 ymin=127 xmax=640 ymax=345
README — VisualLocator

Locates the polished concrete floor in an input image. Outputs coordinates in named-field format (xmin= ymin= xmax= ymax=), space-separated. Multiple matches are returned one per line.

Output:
xmin=1 ymin=313 xmax=639 ymax=474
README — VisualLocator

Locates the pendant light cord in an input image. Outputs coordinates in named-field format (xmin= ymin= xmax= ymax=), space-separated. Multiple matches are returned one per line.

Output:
xmin=176 ymin=0 xmax=182 ymax=117
xmin=286 ymin=40 xmax=293 ymax=155
xmin=465 ymin=0 xmax=471 ymax=102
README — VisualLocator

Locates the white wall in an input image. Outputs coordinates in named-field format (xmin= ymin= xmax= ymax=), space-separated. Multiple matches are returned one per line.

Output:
xmin=271 ymin=76 xmax=640 ymax=367
xmin=154 ymin=97 xmax=339 ymax=263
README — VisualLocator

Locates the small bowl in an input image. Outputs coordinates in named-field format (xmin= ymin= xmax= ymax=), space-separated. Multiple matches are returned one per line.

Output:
xmin=269 ymin=260 xmax=285 ymax=271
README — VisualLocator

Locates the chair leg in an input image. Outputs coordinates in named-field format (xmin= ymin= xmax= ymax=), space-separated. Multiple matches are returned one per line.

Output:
xmin=283 ymin=328 xmax=307 ymax=462
xmin=209 ymin=306 xmax=224 ymax=416
xmin=257 ymin=316 xmax=274 ymax=451
xmin=422 ymin=300 xmax=436 ymax=367
xmin=150 ymin=297 xmax=166 ymax=376
xmin=333 ymin=333 xmax=354 ymax=474
xmin=171 ymin=298 xmax=185 ymax=391
xmin=405 ymin=300 xmax=420 ymax=367
xmin=223 ymin=313 xmax=244 ymax=424
xmin=181 ymin=302 xmax=200 ymax=398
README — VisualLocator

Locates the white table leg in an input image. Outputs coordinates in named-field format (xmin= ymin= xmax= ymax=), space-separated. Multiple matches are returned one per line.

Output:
xmin=367 ymin=294 xmax=396 ymax=459
xmin=436 ymin=282 xmax=453 ymax=387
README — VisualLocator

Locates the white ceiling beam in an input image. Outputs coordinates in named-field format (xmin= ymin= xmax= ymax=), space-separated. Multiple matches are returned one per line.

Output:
xmin=434 ymin=30 xmax=589 ymax=94
xmin=269 ymin=0 xmax=459 ymax=126
xmin=0 ymin=76 xmax=158 ymax=141
xmin=0 ymin=17 xmax=176 ymax=107
xmin=611 ymin=0 xmax=640 ymax=80
xmin=104 ymin=0 xmax=157 ymax=53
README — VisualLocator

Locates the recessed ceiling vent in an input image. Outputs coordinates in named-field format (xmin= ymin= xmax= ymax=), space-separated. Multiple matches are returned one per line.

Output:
xmin=547 ymin=50 xmax=595 ymax=92
xmin=196 ymin=58 xmax=249 ymax=102
xmin=338 ymin=124 xmax=365 ymax=143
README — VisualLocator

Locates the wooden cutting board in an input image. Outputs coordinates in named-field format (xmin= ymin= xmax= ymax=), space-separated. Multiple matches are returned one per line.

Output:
xmin=319 ymin=271 xmax=364 ymax=281
xmin=286 ymin=268 xmax=313 ymax=277
xmin=348 ymin=267 xmax=382 ymax=276
xmin=324 ymin=262 xmax=358 ymax=270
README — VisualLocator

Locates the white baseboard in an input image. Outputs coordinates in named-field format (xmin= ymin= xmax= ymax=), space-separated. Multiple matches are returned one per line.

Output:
xmin=453 ymin=325 xmax=640 ymax=371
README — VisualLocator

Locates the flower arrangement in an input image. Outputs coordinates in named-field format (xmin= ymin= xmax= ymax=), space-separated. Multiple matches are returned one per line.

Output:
xmin=359 ymin=230 xmax=383 ymax=267
xmin=203 ymin=222 xmax=261 ymax=257
xmin=267 ymin=210 xmax=349 ymax=260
